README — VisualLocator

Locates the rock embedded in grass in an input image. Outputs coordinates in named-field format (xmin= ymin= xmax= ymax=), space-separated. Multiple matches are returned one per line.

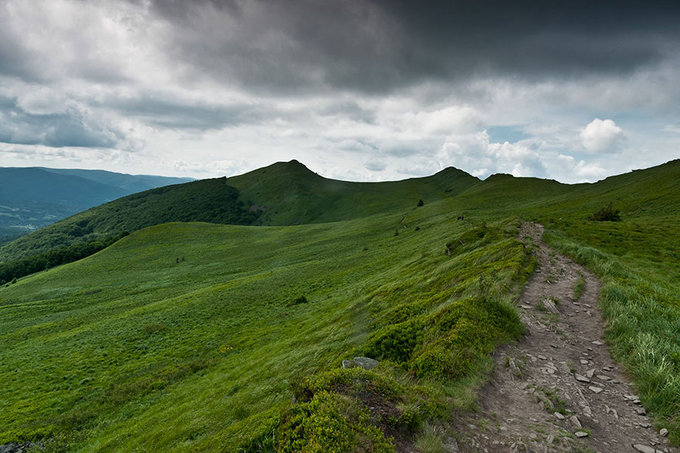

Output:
xmin=341 ymin=359 xmax=355 ymax=369
xmin=352 ymin=356 xmax=379 ymax=370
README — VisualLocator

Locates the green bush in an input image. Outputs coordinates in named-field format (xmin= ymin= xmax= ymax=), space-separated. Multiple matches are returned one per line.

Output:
xmin=277 ymin=391 xmax=393 ymax=453
xmin=588 ymin=202 xmax=621 ymax=221
xmin=381 ymin=302 xmax=427 ymax=326
xmin=361 ymin=319 xmax=424 ymax=363
xmin=410 ymin=346 xmax=457 ymax=380
xmin=288 ymin=295 xmax=309 ymax=306
xmin=0 ymin=231 xmax=129 ymax=282
xmin=411 ymin=297 xmax=522 ymax=381
xmin=301 ymin=368 xmax=403 ymax=402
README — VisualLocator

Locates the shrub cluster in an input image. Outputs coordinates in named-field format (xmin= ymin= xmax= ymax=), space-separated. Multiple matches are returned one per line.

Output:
xmin=278 ymin=391 xmax=393 ymax=453
xmin=588 ymin=202 xmax=621 ymax=221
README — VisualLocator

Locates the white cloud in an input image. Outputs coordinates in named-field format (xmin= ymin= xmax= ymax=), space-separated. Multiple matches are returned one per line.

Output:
xmin=0 ymin=1 xmax=678 ymax=181
xmin=580 ymin=118 xmax=625 ymax=153
xmin=437 ymin=131 xmax=547 ymax=179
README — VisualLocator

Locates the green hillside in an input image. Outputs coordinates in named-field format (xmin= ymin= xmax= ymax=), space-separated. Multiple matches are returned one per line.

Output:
xmin=0 ymin=178 xmax=257 ymax=263
xmin=0 ymin=160 xmax=479 ymax=278
xmin=0 ymin=207 xmax=533 ymax=451
xmin=0 ymin=159 xmax=679 ymax=451
xmin=227 ymin=160 xmax=480 ymax=225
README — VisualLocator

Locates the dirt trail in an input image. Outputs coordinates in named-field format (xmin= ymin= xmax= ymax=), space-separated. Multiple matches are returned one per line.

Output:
xmin=450 ymin=223 xmax=675 ymax=453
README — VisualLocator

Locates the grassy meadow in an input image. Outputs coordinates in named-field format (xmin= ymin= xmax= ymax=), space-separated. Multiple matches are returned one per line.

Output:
xmin=0 ymin=200 xmax=533 ymax=451
xmin=0 ymin=159 xmax=678 ymax=450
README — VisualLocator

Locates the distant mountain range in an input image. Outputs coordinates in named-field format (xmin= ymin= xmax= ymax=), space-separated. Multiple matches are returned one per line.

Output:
xmin=0 ymin=160 xmax=480 ymax=262
xmin=2 ymin=158 xmax=678 ymax=267
xmin=0 ymin=167 xmax=193 ymax=242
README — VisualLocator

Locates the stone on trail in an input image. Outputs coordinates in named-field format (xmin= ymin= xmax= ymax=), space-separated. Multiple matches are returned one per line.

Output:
xmin=575 ymin=374 xmax=591 ymax=383
xmin=443 ymin=437 xmax=459 ymax=452
xmin=632 ymin=445 xmax=656 ymax=453
xmin=605 ymin=405 xmax=619 ymax=419
xmin=592 ymin=340 xmax=604 ymax=345
xmin=543 ymin=297 xmax=559 ymax=313
xmin=660 ymin=428 xmax=669 ymax=437
xmin=589 ymin=386 xmax=603 ymax=394
xmin=586 ymin=368 xmax=596 ymax=379
xmin=574 ymin=431 xmax=589 ymax=438
xmin=569 ymin=415 xmax=582 ymax=429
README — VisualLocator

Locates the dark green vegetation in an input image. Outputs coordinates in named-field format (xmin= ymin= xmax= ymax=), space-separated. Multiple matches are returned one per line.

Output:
xmin=226 ymin=160 xmax=479 ymax=225
xmin=0 ymin=167 xmax=191 ymax=242
xmin=0 ymin=214 xmax=532 ymax=451
xmin=588 ymin=202 xmax=621 ymax=221
xmin=0 ymin=178 xmax=258 ymax=263
xmin=0 ymin=158 xmax=678 ymax=450
xmin=0 ymin=233 xmax=128 ymax=285
xmin=0 ymin=160 xmax=479 ymax=275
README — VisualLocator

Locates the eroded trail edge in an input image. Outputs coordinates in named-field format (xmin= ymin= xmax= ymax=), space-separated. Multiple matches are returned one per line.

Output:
xmin=453 ymin=222 xmax=675 ymax=453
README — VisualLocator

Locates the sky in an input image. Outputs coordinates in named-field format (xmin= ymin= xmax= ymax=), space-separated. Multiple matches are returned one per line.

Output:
xmin=1 ymin=0 xmax=679 ymax=183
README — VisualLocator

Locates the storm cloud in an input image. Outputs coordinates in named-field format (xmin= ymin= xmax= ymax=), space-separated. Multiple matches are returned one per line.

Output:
xmin=143 ymin=0 xmax=680 ymax=93
xmin=0 ymin=96 xmax=122 ymax=148
xmin=0 ymin=0 xmax=678 ymax=180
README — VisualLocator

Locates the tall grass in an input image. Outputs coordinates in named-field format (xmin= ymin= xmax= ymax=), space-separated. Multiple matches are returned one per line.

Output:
xmin=0 ymin=210 xmax=533 ymax=451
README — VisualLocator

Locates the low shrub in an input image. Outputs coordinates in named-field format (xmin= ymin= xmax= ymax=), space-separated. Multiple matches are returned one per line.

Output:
xmin=361 ymin=319 xmax=425 ymax=364
xmin=277 ymin=391 xmax=394 ymax=453
xmin=588 ymin=202 xmax=621 ymax=221
xmin=288 ymin=295 xmax=309 ymax=306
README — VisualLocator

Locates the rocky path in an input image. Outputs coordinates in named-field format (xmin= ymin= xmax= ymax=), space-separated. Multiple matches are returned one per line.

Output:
xmin=450 ymin=223 xmax=675 ymax=453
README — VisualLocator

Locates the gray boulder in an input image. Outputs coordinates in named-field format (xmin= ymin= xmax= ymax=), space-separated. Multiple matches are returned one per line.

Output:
xmin=353 ymin=356 xmax=379 ymax=370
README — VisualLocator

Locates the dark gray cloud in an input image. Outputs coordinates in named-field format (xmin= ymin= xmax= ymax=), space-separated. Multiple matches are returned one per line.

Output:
xmin=0 ymin=4 xmax=39 ymax=82
xmin=143 ymin=0 xmax=680 ymax=94
xmin=0 ymin=96 xmax=121 ymax=148
xmin=104 ymin=95 xmax=269 ymax=130
xmin=0 ymin=0 xmax=678 ymax=181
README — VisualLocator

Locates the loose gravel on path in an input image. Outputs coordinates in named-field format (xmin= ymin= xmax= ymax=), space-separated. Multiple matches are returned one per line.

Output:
xmin=449 ymin=222 xmax=676 ymax=453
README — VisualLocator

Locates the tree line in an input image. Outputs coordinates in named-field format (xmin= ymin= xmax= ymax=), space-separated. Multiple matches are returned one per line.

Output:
xmin=0 ymin=232 xmax=129 ymax=284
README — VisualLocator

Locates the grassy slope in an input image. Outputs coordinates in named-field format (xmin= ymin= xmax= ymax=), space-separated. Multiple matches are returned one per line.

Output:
xmin=0 ymin=201 xmax=532 ymax=451
xmin=227 ymin=160 xmax=480 ymax=225
xmin=1 ymin=159 xmax=678 ymax=449
xmin=0 ymin=160 xmax=478 ymax=264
